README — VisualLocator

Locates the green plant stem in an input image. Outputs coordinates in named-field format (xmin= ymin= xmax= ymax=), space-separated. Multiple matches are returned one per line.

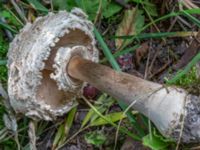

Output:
xmin=113 ymin=31 xmax=197 ymax=40
xmin=100 ymin=45 xmax=139 ymax=63
xmin=27 ymin=0 xmax=49 ymax=13
xmin=182 ymin=10 xmax=200 ymax=28
xmin=94 ymin=27 xmax=120 ymax=71
xmin=141 ymin=8 xmax=200 ymax=32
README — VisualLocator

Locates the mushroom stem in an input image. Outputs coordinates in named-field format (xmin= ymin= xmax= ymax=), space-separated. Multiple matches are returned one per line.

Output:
xmin=68 ymin=56 xmax=200 ymax=143
xmin=68 ymin=56 xmax=161 ymax=108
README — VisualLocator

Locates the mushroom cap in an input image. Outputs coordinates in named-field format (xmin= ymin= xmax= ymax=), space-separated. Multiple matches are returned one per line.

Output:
xmin=8 ymin=8 xmax=98 ymax=120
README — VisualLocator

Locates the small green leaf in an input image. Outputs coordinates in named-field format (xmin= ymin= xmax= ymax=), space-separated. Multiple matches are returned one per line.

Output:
xmin=77 ymin=0 xmax=107 ymax=20
xmin=52 ymin=0 xmax=78 ymax=11
xmin=52 ymin=0 xmax=67 ymax=10
xmin=103 ymin=2 xmax=122 ymax=18
xmin=90 ymin=112 xmax=126 ymax=126
xmin=84 ymin=131 xmax=106 ymax=147
xmin=144 ymin=2 xmax=158 ymax=16
xmin=57 ymin=0 xmax=122 ymax=20
xmin=81 ymin=94 xmax=114 ymax=128
xmin=81 ymin=94 xmax=107 ymax=127
xmin=142 ymin=129 xmax=172 ymax=150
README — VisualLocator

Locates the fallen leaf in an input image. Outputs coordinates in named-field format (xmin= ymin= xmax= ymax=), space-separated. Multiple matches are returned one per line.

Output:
xmin=135 ymin=42 xmax=149 ymax=67
xmin=115 ymin=8 xmax=144 ymax=49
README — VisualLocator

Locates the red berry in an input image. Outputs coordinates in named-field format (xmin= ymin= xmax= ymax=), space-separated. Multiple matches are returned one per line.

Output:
xmin=83 ymin=84 xmax=99 ymax=99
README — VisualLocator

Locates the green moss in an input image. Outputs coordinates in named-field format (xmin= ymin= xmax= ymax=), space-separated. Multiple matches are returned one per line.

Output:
xmin=174 ymin=67 xmax=199 ymax=87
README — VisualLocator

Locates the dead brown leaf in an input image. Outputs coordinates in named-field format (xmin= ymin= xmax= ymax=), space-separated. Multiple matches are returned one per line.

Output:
xmin=135 ymin=42 xmax=149 ymax=67
xmin=115 ymin=8 xmax=144 ymax=49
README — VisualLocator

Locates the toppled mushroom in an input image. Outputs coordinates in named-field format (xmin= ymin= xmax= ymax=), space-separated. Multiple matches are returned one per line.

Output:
xmin=8 ymin=8 xmax=98 ymax=120
xmin=8 ymin=8 xmax=200 ymax=143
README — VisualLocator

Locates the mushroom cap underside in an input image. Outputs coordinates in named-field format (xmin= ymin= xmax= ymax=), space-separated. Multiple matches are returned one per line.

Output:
xmin=8 ymin=8 xmax=99 ymax=120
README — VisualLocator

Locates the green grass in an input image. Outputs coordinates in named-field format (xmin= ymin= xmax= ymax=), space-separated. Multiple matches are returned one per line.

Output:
xmin=0 ymin=32 xmax=8 ymax=83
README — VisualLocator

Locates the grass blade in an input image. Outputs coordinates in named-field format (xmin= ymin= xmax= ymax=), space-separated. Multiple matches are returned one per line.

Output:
xmin=94 ymin=27 xmax=121 ymax=71
xmin=113 ymin=31 xmax=198 ymax=40
xmin=27 ymin=0 xmax=49 ymax=13
xmin=81 ymin=94 xmax=111 ymax=128
xmin=0 ymin=21 xmax=17 ymax=33
xmin=53 ymin=107 xmax=77 ymax=149
xmin=83 ymin=97 xmax=141 ymax=141
xmin=90 ymin=112 xmax=128 ymax=126
xmin=100 ymin=45 xmax=139 ymax=63
xmin=182 ymin=10 xmax=200 ymax=28
xmin=141 ymin=8 xmax=200 ymax=33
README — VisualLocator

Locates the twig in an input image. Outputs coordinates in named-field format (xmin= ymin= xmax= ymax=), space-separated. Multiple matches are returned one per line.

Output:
xmin=177 ymin=16 xmax=192 ymax=28
xmin=10 ymin=0 xmax=28 ymax=23
xmin=167 ymin=17 xmax=178 ymax=32
xmin=142 ymin=4 xmax=166 ymax=44
xmin=182 ymin=0 xmax=199 ymax=9
xmin=57 ymin=126 xmax=89 ymax=149
xmin=28 ymin=121 xmax=37 ymax=150
xmin=94 ymin=0 xmax=102 ymax=24
xmin=149 ymin=61 xmax=171 ymax=79
xmin=147 ymin=47 xmax=160 ymax=79
xmin=144 ymin=38 xmax=152 ymax=79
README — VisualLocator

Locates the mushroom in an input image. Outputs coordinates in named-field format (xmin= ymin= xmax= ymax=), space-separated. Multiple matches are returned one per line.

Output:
xmin=8 ymin=8 xmax=200 ymax=143
xmin=8 ymin=8 xmax=98 ymax=120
